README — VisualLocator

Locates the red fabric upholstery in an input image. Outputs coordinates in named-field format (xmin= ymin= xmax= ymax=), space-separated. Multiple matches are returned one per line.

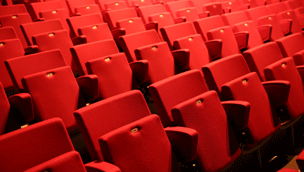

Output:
xmin=21 ymin=66 xmax=82 ymax=131
xmin=20 ymin=19 xmax=64 ymax=46
xmin=135 ymin=42 xmax=175 ymax=84
xmin=28 ymin=0 xmax=63 ymax=21
xmin=276 ymin=33 xmax=304 ymax=66
xmin=204 ymin=2 xmax=225 ymax=16
xmin=86 ymin=53 xmax=136 ymax=99
xmin=71 ymin=39 xmax=120 ymax=75
xmin=0 ymin=4 xmax=27 ymax=17
xmin=32 ymin=30 xmax=78 ymax=72
xmin=95 ymin=0 xmax=129 ymax=11
xmin=160 ymin=21 xmax=197 ymax=50
xmin=0 ymin=39 xmax=24 ymax=90
xmin=74 ymin=4 xmax=101 ymax=16
xmin=207 ymin=26 xmax=240 ymax=57
xmin=0 ymin=118 xmax=75 ymax=172
xmin=103 ymin=8 xmax=138 ymax=30
xmin=137 ymin=4 xmax=168 ymax=25
xmin=99 ymin=115 xmax=172 ymax=172
xmin=0 ymin=26 xmax=18 ymax=40
xmin=264 ymin=57 xmax=304 ymax=120
xmin=0 ymin=13 xmax=32 ymax=48
xmin=174 ymin=34 xmax=211 ymax=69
xmin=172 ymin=91 xmax=242 ymax=172
xmin=194 ymin=15 xmax=226 ymax=41
xmin=116 ymin=17 xmax=146 ymax=35
xmin=74 ymin=90 xmax=151 ymax=161
xmin=202 ymin=54 xmax=250 ymax=97
xmin=0 ymin=82 xmax=10 ymax=135
xmin=149 ymin=69 xmax=209 ymax=127
xmin=5 ymin=49 xmax=67 ymax=92
xmin=119 ymin=30 xmax=162 ymax=62
xmin=164 ymin=0 xmax=195 ymax=20
xmin=221 ymin=11 xmax=250 ymax=26
xmin=78 ymin=23 xmax=113 ymax=43
xmin=243 ymin=42 xmax=284 ymax=81
xmin=222 ymin=72 xmax=280 ymax=146
xmin=67 ymin=13 xmax=104 ymax=38
xmin=66 ymin=0 xmax=96 ymax=15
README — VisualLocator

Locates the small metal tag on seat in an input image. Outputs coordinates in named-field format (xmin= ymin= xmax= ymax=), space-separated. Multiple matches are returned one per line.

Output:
xmin=46 ymin=72 xmax=54 ymax=77
xmin=0 ymin=42 xmax=4 ymax=46
xmin=131 ymin=127 xmax=139 ymax=133
xmin=242 ymin=79 xmax=247 ymax=84
xmin=196 ymin=99 xmax=202 ymax=104
xmin=282 ymin=63 xmax=286 ymax=67
xmin=105 ymin=57 xmax=111 ymax=61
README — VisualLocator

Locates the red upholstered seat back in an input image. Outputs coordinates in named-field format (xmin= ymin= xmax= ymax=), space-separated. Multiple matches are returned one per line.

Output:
xmin=0 ymin=82 xmax=10 ymax=135
xmin=86 ymin=53 xmax=135 ymax=99
xmin=135 ymin=42 xmax=175 ymax=84
xmin=71 ymin=39 xmax=120 ymax=75
xmin=5 ymin=49 xmax=67 ymax=92
xmin=222 ymin=72 xmax=280 ymax=146
xmin=0 ymin=118 xmax=75 ymax=172
xmin=99 ymin=115 xmax=172 ymax=172
xmin=202 ymin=54 xmax=250 ymax=96
xmin=74 ymin=90 xmax=151 ymax=161
xmin=22 ymin=66 xmax=81 ymax=131
xmin=194 ymin=15 xmax=226 ymax=41
xmin=78 ymin=23 xmax=113 ymax=43
xmin=149 ymin=69 xmax=209 ymax=127
xmin=0 ymin=39 xmax=24 ymax=90
xmin=172 ymin=91 xmax=241 ymax=172
xmin=0 ymin=26 xmax=18 ymax=40
xmin=264 ymin=57 xmax=304 ymax=120
xmin=243 ymin=42 xmax=284 ymax=81
xmin=103 ymin=8 xmax=138 ymax=30
xmin=137 ymin=4 xmax=168 ymax=25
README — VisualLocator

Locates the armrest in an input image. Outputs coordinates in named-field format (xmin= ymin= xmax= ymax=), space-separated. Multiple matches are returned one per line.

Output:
xmin=262 ymin=80 xmax=290 ymax=106
xmin=280 ymin=19 xmax=292 ymax=35
xmin=9 ymin=93 xmax=34 ymax=124
xmin=293 ymin=49 xmax=304 ymax=66
xmin=174 ymin=18 xmax=186 ymax=24
xmin=129 ymin=60 xmax=149 ymax=85
xmin=257 ymin=25 xmax=272 ymax=42
xmin=76 ymin=74 xmax=99 ymax=103
xmin=72 ymin=35 xmax=87 ymax=45
xmin=234 ymin=31 xmax=249 ymax=51
xmin=111 ymin=28 xmax=126 ymax=43
xmin=221 ymin=100 xmax=250 ymax=131
xmin=145 ymin=21 xmax=158 ymax=31
xmin=171 ymin=49 xmax=190 ymax=73
xmin=165 ymin=126 xmax=198 ymax=162
xmin=198 ymin=11 xmax=210 ymax=18
xmin=85 ymin=160 xmax=121 ymax=172
xmin=297 ymin=65 xmax=304 ymax=83
xmin=24 ymin=45 xmax=39 ymax=55
xmin=205 ymin=39 xmax=222 ymax=61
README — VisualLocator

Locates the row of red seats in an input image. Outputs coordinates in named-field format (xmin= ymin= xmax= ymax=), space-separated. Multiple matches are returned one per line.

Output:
xmin=1 ymin=0 xmax=304 ymax=171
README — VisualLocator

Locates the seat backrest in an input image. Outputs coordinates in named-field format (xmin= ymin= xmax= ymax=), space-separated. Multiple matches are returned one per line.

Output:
xmin=171 ymin=91 xmax=241 ymax=172
xmin=137 ymin=4 xmax=167 ymax=25
xmin=71 ymin=39 xmax=120 ymax=75
xmin=0 ymin=26 xmax=18 ymax=40
xmin=160 ymin=21 xmax=197 ymax=50
xmin=222 ymin=72 xmax=280 ymax=146
xmin=21 ymin=19 xmax=64 ymax=46
xmin=116 ymin=17 xmax=146 ymax=35
xmin=149 ymin=69 xmax=209 ymax=127
xmin=207 ymin=26 xmax=240 ymax=57
xmin=204 ymin=2 xmax=224 ymax=16
xmin=221 ymin=10 xmax=251 ymax=27
xmin=99 ymin=115 xmax=172 ymax=172
xmin=119 ymin=30 xmax=162 ymax=62
xmin=164 ymin=0 xmax=194 ymax=19
xmin=77 ymin=23 xmax=113 ymax=43
xmin=86 ymin=53 xmax=135 ymax=99
xmin=194 ymin=15 xmax=226 ymax=41
xmin=29 ymin=0 xmax=63 ymax=21
xmin=0 ymin=4 xmax=27 ymax=17
xmin=0 ymin=82 xmax=10 ymax=135
xmin=0 ymin=39 xmax=25 ymax=91
xmin=103 ymin=8 xmax=138 ymax=30
xmin=264 ymin=57 xmax=304 ymax=120
xmin=32 ymin=30 xmax=78 ymax=73
xmin=148 ymin=12 xmax=175 ymax=35
xmin=96 ymin=0 xmax=129 ymax=11
xmin=242 ymin=42 xmax=284 ymax=81
xmin=276 ymin=33 xmax=304 ymax=66
xmin=22 ymin=66 xmax=81 ymax=131
xmin=232 ymin=20 xmax=263 ymax=49
xmin=74 ymin=4 xmax=101 ymax=16
xmin=5 ymin=49 xmax=67 ymax=92
xmin=135 ymin=42 xmax=175 ymax=84
xmin=202 ymin=54 xmax=251 ymax=97
xmin=67 ymin=13 xmax=104 ymax=38
xmin=173 ymin=34 xmax=210 ymax=69
xmin=0 ymin=13 xmax=32 ymax=48
xmin=74 ymin=90 xmax=151 ymax=161
xmin=66 ymin=0 xmax=96 ymax=15
xmin=0 ymin=118 xmax=76 ymax=172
